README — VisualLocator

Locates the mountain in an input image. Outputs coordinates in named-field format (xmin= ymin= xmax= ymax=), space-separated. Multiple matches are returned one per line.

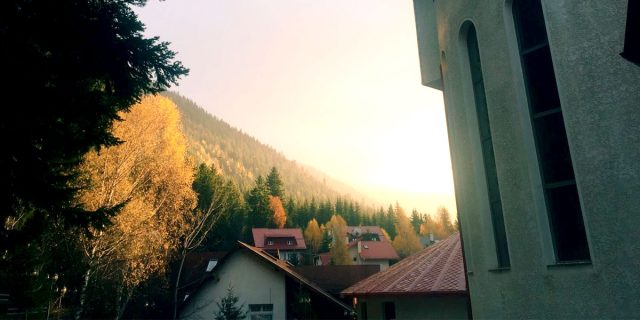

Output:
xmin=163 ymin=91 xmax=375 ymax=205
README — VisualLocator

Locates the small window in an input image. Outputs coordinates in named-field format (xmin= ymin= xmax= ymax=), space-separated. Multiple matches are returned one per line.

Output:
xmin=249 ymin=304 xmax=273 ymax=320
xmin=206 ymin=259 xmax=218 ymax=272
xmin=287 ymin=240 xmax=293 ymax=245
xmin=383 ymin=302 xmax=396 ymax=320
xmin=267 ymin=240 xmax=274 ymax=246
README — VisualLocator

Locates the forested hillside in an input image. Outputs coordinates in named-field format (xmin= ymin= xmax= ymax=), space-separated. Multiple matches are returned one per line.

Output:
xmin=163 ymin=91 xmax=370 ymax=204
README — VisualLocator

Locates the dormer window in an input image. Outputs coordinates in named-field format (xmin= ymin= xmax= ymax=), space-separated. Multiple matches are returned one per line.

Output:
xmin=205 ymin=259 xmax=217 ymax=272
xmin=267 ymin=240 xmax=274 ymax=246
xmin=287 ymin=240 xmax=293 ymax=245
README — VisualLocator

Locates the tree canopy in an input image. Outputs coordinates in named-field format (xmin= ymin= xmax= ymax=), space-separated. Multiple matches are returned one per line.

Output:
xmin=0 ymin=0 xmax=187 ymax=310
xmin=75 ymin=95 xmax=196 ymax=318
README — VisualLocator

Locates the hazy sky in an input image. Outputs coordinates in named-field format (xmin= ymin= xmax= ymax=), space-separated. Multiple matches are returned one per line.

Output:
xmin=136 ymin=0 xmax=455 ymax=214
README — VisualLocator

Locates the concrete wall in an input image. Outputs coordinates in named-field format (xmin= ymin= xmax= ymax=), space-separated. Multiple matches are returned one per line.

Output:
xmin=180 ymin=250 xmax=286 ymax=320
xmin=348 ymin=246 xmax=389 ymax=271
xmin=413 ymin=0 xmax=640 ymax=318
xmin=358 ymin=295 xmax=468 ymax=320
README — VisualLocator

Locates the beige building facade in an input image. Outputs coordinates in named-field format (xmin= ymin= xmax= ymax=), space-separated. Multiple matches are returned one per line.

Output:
xmin=413 ymin=0 xmax=640 ymax=318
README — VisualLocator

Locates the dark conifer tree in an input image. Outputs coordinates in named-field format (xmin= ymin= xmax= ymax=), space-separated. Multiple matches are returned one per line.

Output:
xmin=0 ymin=0 xmax=187 ymax=309
xmin=246 ymin=176 xmax=271 ymax=231
xmin=266 ymin=167 xmax=284 ymax=198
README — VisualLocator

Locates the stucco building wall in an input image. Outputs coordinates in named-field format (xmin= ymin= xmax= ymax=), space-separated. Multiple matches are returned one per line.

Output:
xmin=348 ymin=246 xmax=390 ymax=271
xmin=413 ymin=0 xmax=640 ymax=318
xmin=180 ymin=250 xmax=286 ymax=319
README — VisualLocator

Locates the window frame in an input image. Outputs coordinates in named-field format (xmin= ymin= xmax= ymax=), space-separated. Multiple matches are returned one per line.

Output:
xmin=248 ymin=303 xmax=273 ymax=320
xmin=464 ymin=23 xmax=511 ymax=269
xmin=511 ymin=0 xmax=591 ymax=262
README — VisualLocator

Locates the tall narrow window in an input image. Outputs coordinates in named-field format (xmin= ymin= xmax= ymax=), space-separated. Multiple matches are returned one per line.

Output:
xmin=513 ymin=0 xmax=590 ymax=261
xmin=621 ymin=0 xmax=639 ymax=65
xmin=466 ymin=25 xmax=510 ymax=268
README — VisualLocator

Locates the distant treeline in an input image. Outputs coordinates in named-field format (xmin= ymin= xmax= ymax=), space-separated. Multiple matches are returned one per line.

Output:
xmin=164 ymin=91 xmax=374 ymax=204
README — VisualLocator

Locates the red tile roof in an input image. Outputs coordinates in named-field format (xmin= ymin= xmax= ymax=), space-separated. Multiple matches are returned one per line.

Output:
xmin=252 ymin=228 xmax=306 ymax=250
xmin=352 ymin=241 xmax=400 ymax=260
xmin=317 ymin=252 xmax=332 ymax=266
xmin=342 ymin=233 xmax=466 ymax=296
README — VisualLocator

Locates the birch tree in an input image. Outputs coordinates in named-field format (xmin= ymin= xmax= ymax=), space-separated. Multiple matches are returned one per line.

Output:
xmin=75 ymin=95 xmax=195 ymax=319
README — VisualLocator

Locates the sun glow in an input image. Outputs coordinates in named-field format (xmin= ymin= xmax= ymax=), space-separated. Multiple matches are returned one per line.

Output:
xmin=136 ymin=0 xmax=456 ymax=214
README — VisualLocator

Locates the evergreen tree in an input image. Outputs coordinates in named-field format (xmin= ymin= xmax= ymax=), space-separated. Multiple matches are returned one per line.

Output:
xmin=284 ymin=197 xmax=297 ymax=228
xmin=206 ymin=181 xmax=247 ymax=251
xmin=266 ymin=167 xmax=284 ymax=198
xmin=410 ymin=209 xmax=423 ymax=234
xmin=214 ymin=286 xmax=247 ymax=320
xmin=320 ymin=229 xmax=332 ymax=253
xmin=246 ymin=176 xmax=271 ymax=231
xmin=1 ymin=0 xmax=187 ymax=309
xmin=318 ymin=200 xmax=333 ymax=225
xmin=385 ymin=205 xmax=398 ymax=239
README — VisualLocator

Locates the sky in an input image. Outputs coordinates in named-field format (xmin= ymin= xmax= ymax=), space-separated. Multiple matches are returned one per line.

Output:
xmin=135 ymin=0 xmax=456 ymax=215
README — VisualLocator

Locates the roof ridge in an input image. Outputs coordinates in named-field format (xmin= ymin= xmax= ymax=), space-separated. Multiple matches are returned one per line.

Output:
xmin=354 ymin=243 xmax=433 ymax=293
xmin=342 ymin=233 xmax=465 ymax=296
xmin=421 ymin=235 xmax=458 ymax=291
xmin=401 ymin=235 xmax=455 ymax=291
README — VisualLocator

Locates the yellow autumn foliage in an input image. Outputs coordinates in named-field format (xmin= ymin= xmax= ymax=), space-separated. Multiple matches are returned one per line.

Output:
xmin=392 ymin=205 xmax=422 ymax=259
xmin=269 ymin=196 xmax=287 ymax=228
xmin=303 ymin=218 xmax=323 ymax=254
xmin=326 ymin=215 xmax=351 ymax=265
xmin=77 ymin=95 xmax=196 ymax=292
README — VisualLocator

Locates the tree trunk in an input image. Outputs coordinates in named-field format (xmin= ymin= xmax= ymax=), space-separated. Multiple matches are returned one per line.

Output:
xmin=115 ymin=283 xmax=132 ymax=320
xmin=173 ymin=249 xmax=187 ymax=320
xmin=75 ymin=268 xmax=92 ymax=320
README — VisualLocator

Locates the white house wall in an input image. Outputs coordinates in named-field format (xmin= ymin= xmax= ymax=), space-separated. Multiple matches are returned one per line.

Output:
xmin=179 ymin=250 xmax=286 ymax=320
xmin=413 ymin=0 xmax=640 ymax=318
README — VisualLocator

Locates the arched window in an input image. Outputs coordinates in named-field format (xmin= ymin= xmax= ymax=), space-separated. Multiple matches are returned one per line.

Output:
xmin=466 ymin=24 xmax=510 ymax=268
xmin=512 ymin=0 xmax=590 ymax=262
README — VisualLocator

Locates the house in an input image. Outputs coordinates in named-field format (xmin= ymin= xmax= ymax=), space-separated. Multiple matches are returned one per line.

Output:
xmin=346 ymin=226 xmax=399 ymax=270
xmin=413 ymin=0 xmax=640 ymax=318
xmin=252 ymin=228 xmax=307 ymax=263
xmin=347 ymin=241 xmax=399 ymax=271
xmin=342 ymin=233 xmax=469 ymax=320
xmin=315 ymin=226 xmax=399 ymax=269
xmin=179 ymin=242 xmax=353 ymax=320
